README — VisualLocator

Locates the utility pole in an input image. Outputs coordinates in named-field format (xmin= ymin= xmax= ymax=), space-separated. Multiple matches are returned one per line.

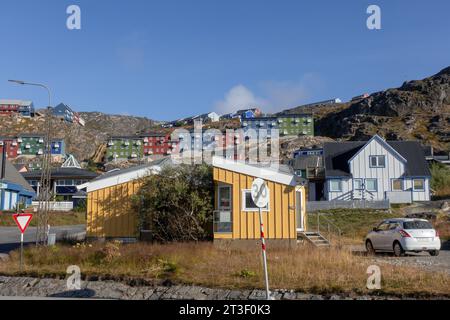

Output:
xmin=8 ymin=80 xmax=53 ymax=245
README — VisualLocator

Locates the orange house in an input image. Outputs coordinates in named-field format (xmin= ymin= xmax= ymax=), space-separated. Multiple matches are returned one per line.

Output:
xmin=212 ymin=157 xmax=307 ymax=246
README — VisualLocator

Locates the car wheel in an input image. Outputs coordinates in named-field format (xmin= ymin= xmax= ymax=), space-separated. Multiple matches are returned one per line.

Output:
xmin=393 ymin=242 xmax=404 ymax=257
xmin=429 ymin=250 xmax=440 ymax=257
xmin=366 ymin=240 xmax=375 ymax=255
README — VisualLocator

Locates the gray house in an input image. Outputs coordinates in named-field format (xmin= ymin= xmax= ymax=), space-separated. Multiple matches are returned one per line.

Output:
xmin=323 ymin=135 xmax=431 ymax=204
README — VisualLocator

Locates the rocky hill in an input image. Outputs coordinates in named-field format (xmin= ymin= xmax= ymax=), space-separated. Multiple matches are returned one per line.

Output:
xmin=284 ymin=66 xmax=450 ymax=153
xmin=1 ymin=66 xmax=448 ymax=167
xmin=0 ymin=111 xmax=157 ymax=163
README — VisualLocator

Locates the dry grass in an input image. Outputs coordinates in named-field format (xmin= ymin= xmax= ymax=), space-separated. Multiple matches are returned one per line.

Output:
xmin=435 ymin=213 xmax=450 ymax=240
xmin=0 ymin=242 xmax=448 ymax=297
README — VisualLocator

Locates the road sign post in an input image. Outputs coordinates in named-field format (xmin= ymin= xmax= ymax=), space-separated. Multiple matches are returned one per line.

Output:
xmin=251 ymin=178 xmax=271 ymax=300
xmin=12 ymin=213 xmax=33 ymax=271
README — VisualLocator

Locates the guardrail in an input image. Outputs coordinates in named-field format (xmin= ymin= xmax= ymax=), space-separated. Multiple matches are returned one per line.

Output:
xmin=306 ymin=200 xmax=390 ymax=212
xmin=31 ymin=201 xmax=73 ymax=212
xmin=308 ymin=212 xmax=343 ymax=246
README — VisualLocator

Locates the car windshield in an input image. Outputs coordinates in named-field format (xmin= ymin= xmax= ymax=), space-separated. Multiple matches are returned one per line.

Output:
xmin=403 ymin=221 xmax=433 ymax=229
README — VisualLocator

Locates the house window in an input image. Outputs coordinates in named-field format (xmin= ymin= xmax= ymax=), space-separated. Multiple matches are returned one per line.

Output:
xmin=329 ymin=179 xmax=342 ymax=192
xmin=365 ymin=179 xmax=378 ymax=192
xmin=413 ymin=179 xmax=425 ymax=191
xmin=242 ymin=190 xmax=269 ymax=211
xmin=218 ymin=185 xmax=231 ymax=210
xmin=392 ymin=179 xmax=404 ymax=191
xmin=353 ymin=179 xmax=363 ymax=190
xmin=213 ymin=210 xmax=232 ymax=233
xmin=369 ymin=155 xmax=386 ymax=168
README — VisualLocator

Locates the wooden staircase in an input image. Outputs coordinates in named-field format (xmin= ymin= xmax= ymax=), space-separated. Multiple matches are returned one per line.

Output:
xmin=298 ymin=232 xmax=330 ymax=247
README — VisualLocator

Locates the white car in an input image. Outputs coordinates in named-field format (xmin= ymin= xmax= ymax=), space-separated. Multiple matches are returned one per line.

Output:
xmin=365 ymin=218 xmax=441 ymax=257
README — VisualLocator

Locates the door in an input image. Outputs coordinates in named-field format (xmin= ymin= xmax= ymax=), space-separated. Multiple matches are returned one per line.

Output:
xmin=371 ymin=222 xmax=389 ymax=249
xmin=353 ymin=179 xmax=363 ymax=199
xmin=3 ymin=191 xmax=11 ymax=210
xmin=296 ymin=187 xmax=304 ymax=231
xmin=10 ymin=192 xmax=18 ymax=210
xmin=215 ymin=185 xmax=232 ymax=233
xmin=381 ymin=222 xmax=401 ymax=250
xmin=308 ymin=182 xmax=316 ymax=201
xmin=374 ymin=222 xmax=395 ymax=250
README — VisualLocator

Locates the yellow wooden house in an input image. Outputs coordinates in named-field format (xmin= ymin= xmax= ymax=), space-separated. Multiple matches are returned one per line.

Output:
xmin=78 ymin=158 xmax=171 ymax=239
xmin=212 ymin=156 xmax=307 ymax=245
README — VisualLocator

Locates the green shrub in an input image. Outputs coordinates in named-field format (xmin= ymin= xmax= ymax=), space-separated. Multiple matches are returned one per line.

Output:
xmin=430 ymin=163 xmax=450 ymax=197
xmin=132 ymin=164 xmax=214 ymax=242
xmin=236 ymin=269 xmax=257 ymax=278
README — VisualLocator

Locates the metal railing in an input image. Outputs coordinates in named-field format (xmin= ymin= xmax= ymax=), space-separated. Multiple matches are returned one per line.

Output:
xmin=31 ymin=201 xmax=73 ymax=212
xmin=310 ymin=212 xmax=343 ymax=245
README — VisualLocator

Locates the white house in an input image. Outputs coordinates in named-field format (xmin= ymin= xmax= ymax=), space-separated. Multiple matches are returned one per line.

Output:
xmin=323 ymin=135 xmax=431 ymax=203
xmin=192 ymin=112 xmax=220 ymax=123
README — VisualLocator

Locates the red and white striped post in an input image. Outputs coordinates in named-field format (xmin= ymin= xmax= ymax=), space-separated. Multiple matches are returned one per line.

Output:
xmin=258 ymin=207 xmax=270 ymax=300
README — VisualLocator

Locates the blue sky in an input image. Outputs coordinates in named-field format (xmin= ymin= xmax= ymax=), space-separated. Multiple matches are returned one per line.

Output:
xmin=0 ymin=0 xmax=449 ymax=121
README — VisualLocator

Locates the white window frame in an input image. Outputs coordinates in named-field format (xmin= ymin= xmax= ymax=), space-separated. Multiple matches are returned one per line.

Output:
xmin=241 ymin=189 xmax=269 ymax=212
xmin=369 ymin=155 xmax=386 ymax=168
xmin=413 ymin=178 xmax=425 ymax=191
xmin=365 ymin=178 xmax=378 ymax=192
xmin=329 ymin=179 xmax=342 ymax=192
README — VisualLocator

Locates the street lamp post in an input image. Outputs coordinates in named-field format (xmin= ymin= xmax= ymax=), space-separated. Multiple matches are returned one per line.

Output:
xmin=8 ymin=79 xmax=53 ymax=245
xmin=8 ymin=80 xmax=52 ymax=108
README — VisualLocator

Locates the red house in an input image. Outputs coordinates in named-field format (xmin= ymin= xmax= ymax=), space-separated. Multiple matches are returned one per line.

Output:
xmin=141 ymin=132 xmax=173 ymax=156
xmin=0 ymin=137 xmax=20 ymax=158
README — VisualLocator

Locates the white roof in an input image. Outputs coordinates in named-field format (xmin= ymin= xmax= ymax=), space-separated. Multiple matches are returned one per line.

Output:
xmin=212 ymin=156 xmax=300 ymax=186
xmin=77 ymin=158 xmax=171 ymax=193
xmin=62 ymin=154 xmax=81 ymax=169
xmin=0 ymin=99 xmax=33 ymax=106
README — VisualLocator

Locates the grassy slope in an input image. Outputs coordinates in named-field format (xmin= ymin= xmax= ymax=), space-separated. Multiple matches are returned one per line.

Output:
xmin=308 ymin=209 xmax=399 ymax=244
xmin=0 ymin=211 xmax=86 ymax=227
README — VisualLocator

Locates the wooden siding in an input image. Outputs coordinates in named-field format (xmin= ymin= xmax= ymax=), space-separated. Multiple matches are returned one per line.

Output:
xmin=325 ymin=138 xmax=430 ymax=202
xmin=214 ymin=167 xmax=305 ymax=240
xmin=87 ymin=180 xmax=141 ymax=238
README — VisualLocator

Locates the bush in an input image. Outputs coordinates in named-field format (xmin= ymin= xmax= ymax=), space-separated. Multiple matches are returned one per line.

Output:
xmin=133 ymin=164 xmax=214 ymax=242
xmin=430 ymin=163 xmax=450 ymax=198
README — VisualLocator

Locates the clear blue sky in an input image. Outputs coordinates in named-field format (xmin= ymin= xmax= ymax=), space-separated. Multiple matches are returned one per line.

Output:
xmin=0 ymin=0 xmax=449 ymax=121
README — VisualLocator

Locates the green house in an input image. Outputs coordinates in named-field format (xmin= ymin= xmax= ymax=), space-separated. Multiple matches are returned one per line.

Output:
xmin=106 ymin=136 xmax=144 ymax=161
xmin=275 ymin=114 xmax=314 ymax=136
xmin=18 ymin=134 xmax=45 ymax=156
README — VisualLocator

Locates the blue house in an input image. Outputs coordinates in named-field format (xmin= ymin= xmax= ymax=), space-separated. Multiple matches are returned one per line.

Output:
xmin=0 ymin=157 xmax=35 ymax=210
xmin=51 ymin=139 xmax=66 ymax=155
xmin=236 ymin=108 xmax=261 ymax=119
xmin=53 ymin=103 xmax=85 ymax=126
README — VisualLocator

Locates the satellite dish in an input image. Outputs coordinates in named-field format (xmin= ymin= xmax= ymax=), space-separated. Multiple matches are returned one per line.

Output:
xmin=251 ymin=178 xmax=269 ymax=208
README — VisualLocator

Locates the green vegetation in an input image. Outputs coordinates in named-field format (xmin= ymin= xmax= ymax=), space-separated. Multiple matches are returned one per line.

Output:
xmin=0 ymin=211 xmax=86 ymax=227
xmin=132 ymin=164 xmax=214 ymax=242
xmin=430 ymin=163 xmax=450 ymax=199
